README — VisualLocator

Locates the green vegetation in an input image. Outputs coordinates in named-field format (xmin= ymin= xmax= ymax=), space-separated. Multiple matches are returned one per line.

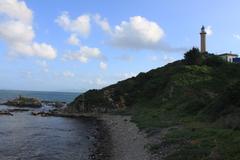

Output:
xmin=69 ymin=48 xmax=240 ymax=159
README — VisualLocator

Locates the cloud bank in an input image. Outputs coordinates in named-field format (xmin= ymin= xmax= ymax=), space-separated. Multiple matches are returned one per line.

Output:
xmin=0 ymin=0 xmax=57 ymax=59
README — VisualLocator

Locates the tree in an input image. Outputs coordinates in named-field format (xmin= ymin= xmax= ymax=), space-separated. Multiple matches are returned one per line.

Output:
xmin=184 ymin=47 xmax=206 ymax=65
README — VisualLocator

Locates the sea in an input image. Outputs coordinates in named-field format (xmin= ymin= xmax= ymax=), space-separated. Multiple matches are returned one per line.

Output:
xmin=0 ymin=90 xmax=80 ymax=103
xmin=0 ymin=90 xmax=97 ymax=160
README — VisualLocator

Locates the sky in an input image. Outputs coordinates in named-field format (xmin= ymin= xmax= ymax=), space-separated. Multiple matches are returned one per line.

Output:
xmin=0 ymin=0 xmax=240 ymax=92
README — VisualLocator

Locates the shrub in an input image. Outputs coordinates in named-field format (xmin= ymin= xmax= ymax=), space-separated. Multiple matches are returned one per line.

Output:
xmin=205 ymin=55 xmax=226 ymax=67
xmin=184 ymin=47 xmax=206 ymax=65
xmin=203 ymin=81 xmax=240 ymax=123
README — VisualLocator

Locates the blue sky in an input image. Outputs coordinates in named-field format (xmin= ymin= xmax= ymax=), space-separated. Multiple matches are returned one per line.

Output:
xmin=0 ymin=0 xmax=240 ymax=92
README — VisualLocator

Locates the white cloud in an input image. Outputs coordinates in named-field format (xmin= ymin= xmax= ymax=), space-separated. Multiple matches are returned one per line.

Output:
xmin=94 ymin=14 xmax=111 ymax=33
xmin=0 ymin=0 xmax=57 ymax=59
xmin=99 ymin=61 xmax=107 ymax=70
xmin=63 ymin=71 xmax=75 ymax=78
xmin=110 ymin=16 xmax=165 ymax=50
xmin=56 ymin=12 xmax=90 ymax=37
xmin=0 ymin=0 xmax=32 ymax=24
xmin=32 ymin=43 xmax=56 ymax=59
xmin=92 ymin=15 xmax=185 ymax=52
xmin=0 ymin=20 xmax=34 ymax=43
xmin=205 ymin=26 xmax=213 ymax=36
xmin=233 ymin=34 xmax=240 ymax=40
xmin=63 ymin=46 xmax=103 ymax=63
xmin=67 ymin=34 xmax=80 ymax=46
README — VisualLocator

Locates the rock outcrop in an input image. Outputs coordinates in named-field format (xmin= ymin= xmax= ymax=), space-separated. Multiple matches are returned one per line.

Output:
xmin=0 ymin=110 xmax=13 ymax=116
xmin=3 ymin=96 xmax=42 ymax=108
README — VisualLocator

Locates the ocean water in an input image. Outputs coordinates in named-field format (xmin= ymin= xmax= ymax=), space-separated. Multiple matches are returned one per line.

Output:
xmin=0 ymin=90 xmax=97 ymax=160
xmin=0 ymin=90 xmax=80 ymax=103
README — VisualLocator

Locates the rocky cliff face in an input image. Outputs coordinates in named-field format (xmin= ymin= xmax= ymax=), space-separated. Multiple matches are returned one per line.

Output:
xmin=68 ymin=87 xmax=128 ymax=113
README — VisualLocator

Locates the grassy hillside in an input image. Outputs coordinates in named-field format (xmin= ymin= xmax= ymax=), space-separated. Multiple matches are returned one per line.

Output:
xmin=68 ymin=48 xmax=240 ymax=159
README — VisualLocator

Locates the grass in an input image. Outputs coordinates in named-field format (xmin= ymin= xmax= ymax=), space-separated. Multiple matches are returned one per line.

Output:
xmin=165 ymin=127 xmax=240 ymax=160
xmin=130 ymin=102 xmax=240 ymax=160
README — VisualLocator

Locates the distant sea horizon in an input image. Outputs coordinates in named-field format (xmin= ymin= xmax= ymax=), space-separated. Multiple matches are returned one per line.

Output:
xmin=0 ymin=88 xmax=85 ymax=93
xmin=0 ymin=89 xmax=81 ymax=103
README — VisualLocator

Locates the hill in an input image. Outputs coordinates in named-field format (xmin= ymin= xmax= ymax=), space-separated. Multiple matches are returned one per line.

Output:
xmin=68 ymin=48 xmax=240 ymax=159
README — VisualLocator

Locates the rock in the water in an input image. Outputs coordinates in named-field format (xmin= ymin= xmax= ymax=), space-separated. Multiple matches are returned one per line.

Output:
xmin=31 ymin=111 xmax=54 ymax=117
xmin=42 ymin=100 xmax=67 ymax=108
xmin=0 ymin=111 xmax=13 ymax=116
xmin=3 ymin=96 xmax=42 ymax=108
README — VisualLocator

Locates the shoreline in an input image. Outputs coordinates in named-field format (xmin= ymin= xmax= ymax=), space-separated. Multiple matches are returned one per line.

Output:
xmin=40 ymin=112 xmax=155 ymax=160
xmin=96 ymin=114 xmax=153 ymax=160
xmin=89 ymin=118 xmax=112 ymax=160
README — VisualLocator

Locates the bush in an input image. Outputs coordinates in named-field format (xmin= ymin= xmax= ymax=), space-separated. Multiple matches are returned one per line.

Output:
xmin=184 ymin=47 xmax=206 ymax=65
xmin=205 ymin=55 xmax=226 ymax=67
xmin=203 ymin=81 xmax=240 ymax=123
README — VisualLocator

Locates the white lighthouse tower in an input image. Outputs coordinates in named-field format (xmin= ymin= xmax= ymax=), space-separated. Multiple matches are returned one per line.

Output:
xmin=200 ymin=26 xmax=207 ymax=53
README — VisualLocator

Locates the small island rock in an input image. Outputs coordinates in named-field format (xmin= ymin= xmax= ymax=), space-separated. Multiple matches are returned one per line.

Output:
xmin=4 ymin=96 xmax=42 ymax=108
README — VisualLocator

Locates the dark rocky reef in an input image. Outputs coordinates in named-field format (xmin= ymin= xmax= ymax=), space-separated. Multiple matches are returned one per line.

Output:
xmin=31 ymin=111 xmax=52 ymax=117
xmin=3 ymin=96 xmax=42 ymax=108
xmin=0 ymin=110 xmax=13 ymax=116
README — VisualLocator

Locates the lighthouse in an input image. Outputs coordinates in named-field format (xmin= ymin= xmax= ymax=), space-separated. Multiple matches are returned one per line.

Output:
xmin=200 ymin=26 xmax=207 ymax=53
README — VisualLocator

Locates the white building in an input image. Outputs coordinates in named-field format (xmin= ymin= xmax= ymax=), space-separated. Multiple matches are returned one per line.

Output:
xmin=219 ymin=53 xmax=238 ymax=63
